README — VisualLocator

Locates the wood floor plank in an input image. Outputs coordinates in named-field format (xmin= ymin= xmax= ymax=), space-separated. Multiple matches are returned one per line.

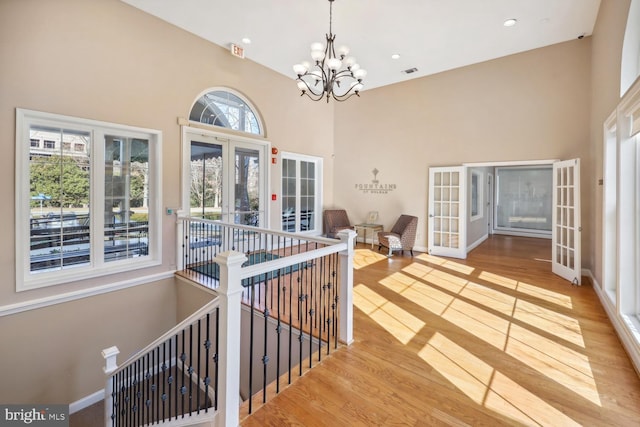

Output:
xmin=241 ymin=235 xmax=640 ymax=426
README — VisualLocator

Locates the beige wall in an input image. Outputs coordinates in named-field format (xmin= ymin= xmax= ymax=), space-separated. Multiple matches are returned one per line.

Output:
xmin=0 ymin=0 xmax=334 ymax=404
xmin=0 ymin=279 xmax=176 ymax=404
xmin=334 ymin=39 xmax=592 ymax=256
xmin=590 ymin=0 xmax=631 ymax=285
xmin=176 ymin=277 xmax=217 ymax=322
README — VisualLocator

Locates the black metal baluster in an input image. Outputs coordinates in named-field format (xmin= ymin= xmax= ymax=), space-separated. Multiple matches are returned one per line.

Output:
xmin=276 ymin=270 xmax=282 ymax=393
xmin=113 ymin=371 xmax=116 ymax=427
xmin=163 ymin=341 xmax=168 ymax=421
xmin=288 ymin=266 xmax=293 ymax=385
xmin=127 ymin=364 xmax=132 ymax=427
xmin=333 ymin=252 xmax=339 ymax=349
xmin=181 ymin=329 xmax=185 ymax=418
xmin=319 ymin=256 xmax=325 ymax=361
xmin=145 ymin=352 xmax=150 ymax=425
xmin=214 ymin=307 xmax=220 ymax=410
xmin=122 ymin=367 xmax=126 ymax=427
xmin=248 ymin=278 xmax=255 ymax=414
xmin=262 ymin=281 xmax=269 ymax=404
xmin=298 ymin=264 xmax=304 ymax=377
xmin=189 ymin=324 xmax=193 ymax=415
xmin=154 ymin=346 xmax=159 ymax=424
xmin=174 ymin=334 xmax=178 ymax=420
xmin=136 ymin=359 xmax=140 ymax=427
xmin=270 ymin=234 xmax=275 ymax=308
xmin=183 ymin=221 xmax=187 ymax=275
xmin=309 ymin=259 xmax=314 ymax=368
xmin=204 ymin=313 xmax=211 ymax=412
xmin=197 ymin=318 xmax=201 ymax=414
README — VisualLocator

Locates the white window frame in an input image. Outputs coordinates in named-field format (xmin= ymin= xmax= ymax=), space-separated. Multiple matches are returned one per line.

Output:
xmin=15 ymin=109 xmax=162 ymax=291
xmin=280 ymin=152 xmax=323 ymax=234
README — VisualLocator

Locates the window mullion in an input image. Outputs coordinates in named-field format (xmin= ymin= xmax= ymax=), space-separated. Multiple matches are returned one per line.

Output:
xmin=93 ymin=130 xmax=106 ymax=267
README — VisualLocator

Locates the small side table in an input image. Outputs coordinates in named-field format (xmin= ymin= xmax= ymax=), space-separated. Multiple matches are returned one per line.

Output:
xmin=354 ymin=223 xmax=384 ymax=249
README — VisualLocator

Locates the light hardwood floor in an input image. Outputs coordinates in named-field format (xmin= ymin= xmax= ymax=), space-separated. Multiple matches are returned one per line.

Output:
xmin=241 ymin=235 xmax=640 ymax=426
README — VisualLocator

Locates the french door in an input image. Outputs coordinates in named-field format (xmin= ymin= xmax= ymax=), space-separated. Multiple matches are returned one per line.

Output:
xmin=428 ymin=166 xmax=467 ymax=259
xmin=552 ymin=159 xmax=581 ymax=284
xmin=183 ymin=129 xmax=267 ymax=226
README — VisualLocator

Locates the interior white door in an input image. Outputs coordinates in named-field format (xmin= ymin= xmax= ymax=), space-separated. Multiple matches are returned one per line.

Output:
xmin=428 ymin=166 xmax=467 ymax=259
xmin=552 ymin=159 xmax=581 ymax=285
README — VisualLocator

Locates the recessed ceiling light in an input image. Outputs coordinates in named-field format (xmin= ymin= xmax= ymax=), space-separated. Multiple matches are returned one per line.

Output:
xmin=503 ymin=18 xmax=517 ymax=27
xmin=242 ymin=37 xmax=251 ymax=44
xmin=391 ymin=54 xmax=400 ymax=60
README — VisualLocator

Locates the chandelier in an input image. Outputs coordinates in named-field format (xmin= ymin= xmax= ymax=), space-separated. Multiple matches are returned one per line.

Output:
xmin=293 ymin=0 xmax=366 ymax=102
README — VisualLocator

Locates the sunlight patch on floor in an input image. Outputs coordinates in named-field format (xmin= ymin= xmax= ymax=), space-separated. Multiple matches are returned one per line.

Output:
xmin=421 ymin=268 xmax=469 ymax=294
xmin=416 ymin=253 xmax=475 ymax=275
xmin=401 ymin=261 xmax=436 ymax=279
xmin=479 ymin=271 xmax=573 ymax=309
xmin=353 ymin=284 xmax=425 ymax=345
xmin=379 ymin=272 xmax=454 ymax=316
xmin=379 ymin=267 xmax=596 ymax=404
xmin=353 ymin=249 xmax=388 ymax=270
xmin=515 ymin=281 xmax=573 ymax=308
xmin=514 ymin=299 xmax=585 ymax=348
xmin=442 ymin=299 xmax=511 ymax=349
xmin=459 ymin=282 xmax=517 ymax=316
xmin=478 ymin=271 xmax=519 ymax=290
xmin=506 ymin=324 xmax=601 ymax=405
xmin=420 ymin=333 xmax=582 ymax=427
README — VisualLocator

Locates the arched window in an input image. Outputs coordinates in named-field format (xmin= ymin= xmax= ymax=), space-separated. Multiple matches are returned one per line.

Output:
xmin=189 ymin=89 xmax=262 ymax=135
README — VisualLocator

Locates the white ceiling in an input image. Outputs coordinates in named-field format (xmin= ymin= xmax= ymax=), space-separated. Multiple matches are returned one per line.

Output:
xmin=122 ymin=0 xmax=601 ymax=91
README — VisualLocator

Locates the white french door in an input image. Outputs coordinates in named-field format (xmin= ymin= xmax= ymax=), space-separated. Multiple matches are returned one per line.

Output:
xmin=183 ymin=129 xmax=268 ymax=226
xmin=552 ymin=159 xmax=581 ymax=284
xmin=428 ymin=166 xmax=467 ymax=259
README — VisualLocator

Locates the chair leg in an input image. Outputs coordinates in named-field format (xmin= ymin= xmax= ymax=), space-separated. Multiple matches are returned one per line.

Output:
xmin=388 ymin=247 xmax=392 ymax=257
xmin=410 ymin=249 xmax=414 ymax=256
xmin=378 ymin=244 xmax=382 ymax=251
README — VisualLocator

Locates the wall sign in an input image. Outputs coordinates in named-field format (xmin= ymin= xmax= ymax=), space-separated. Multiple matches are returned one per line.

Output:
xmin=355 ymin=168 xmax=397 ymax=194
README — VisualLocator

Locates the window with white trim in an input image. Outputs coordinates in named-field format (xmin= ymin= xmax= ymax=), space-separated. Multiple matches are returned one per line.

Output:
xmin=470 ymin=170 xmax=483 ymax=221
xmin=15 ymin=109 xmax=162 ymax=291
xmin=189 ymin=89 xmax=262 ymax=135
xmin=281 ymin=152 xmax=322 ymax=233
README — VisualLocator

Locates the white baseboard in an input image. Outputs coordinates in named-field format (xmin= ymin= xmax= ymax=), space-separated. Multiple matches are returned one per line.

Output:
xmin=467 ymin=234 xmax=488 ymax=253
xmin=69 ymin=389 xmax=103 ymax=414
xmin=583 ymin=269 xmax=640 ymax=376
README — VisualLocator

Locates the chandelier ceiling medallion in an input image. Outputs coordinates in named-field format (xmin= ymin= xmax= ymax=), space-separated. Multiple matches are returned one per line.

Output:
xmin=293 ymin=0 xmax=366 ymax=102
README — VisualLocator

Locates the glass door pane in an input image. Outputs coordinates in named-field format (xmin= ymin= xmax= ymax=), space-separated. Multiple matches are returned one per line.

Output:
xmin=233 ymin=145 xmax=261 ymax=226
xmin=282 ymin=158 xmax=296 ymax=232
xmin=190 ymin=141 xmax=223 ymax=220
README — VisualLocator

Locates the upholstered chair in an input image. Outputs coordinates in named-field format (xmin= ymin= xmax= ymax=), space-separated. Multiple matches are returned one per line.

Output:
xmin=323 ymin=209 xmax=353 ymax=238
xmin=377 ymin=215 xmax=418 ymax=256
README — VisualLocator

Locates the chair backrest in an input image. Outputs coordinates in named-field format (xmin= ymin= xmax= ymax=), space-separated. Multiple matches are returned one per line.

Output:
xmin=391 ymin=215 xmax=418 ymax=248
xmin=323 ymin=209 xmax=351 ymax=234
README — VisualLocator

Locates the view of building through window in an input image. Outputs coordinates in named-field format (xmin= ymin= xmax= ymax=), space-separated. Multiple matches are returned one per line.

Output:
xmin=28 ymin=125 xmax=151 ymax=274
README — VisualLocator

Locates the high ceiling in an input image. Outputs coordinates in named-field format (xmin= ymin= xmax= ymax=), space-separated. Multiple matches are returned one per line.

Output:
xmin=122 ymin=0 xmax=601 ymax=91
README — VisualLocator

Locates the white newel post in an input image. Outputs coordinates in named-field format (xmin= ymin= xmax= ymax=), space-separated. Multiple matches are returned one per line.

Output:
xmin=338 ymin=229 xmax=356 ymax=345
xmin=215 ymin=251 xmax=247 ymax=427
xmin=102 ymin=346 xmax=120 ymax=427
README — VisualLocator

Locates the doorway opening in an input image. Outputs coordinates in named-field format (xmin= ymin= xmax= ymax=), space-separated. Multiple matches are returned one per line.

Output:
xmin=428 ymin=159 xmax=581 ymax=284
